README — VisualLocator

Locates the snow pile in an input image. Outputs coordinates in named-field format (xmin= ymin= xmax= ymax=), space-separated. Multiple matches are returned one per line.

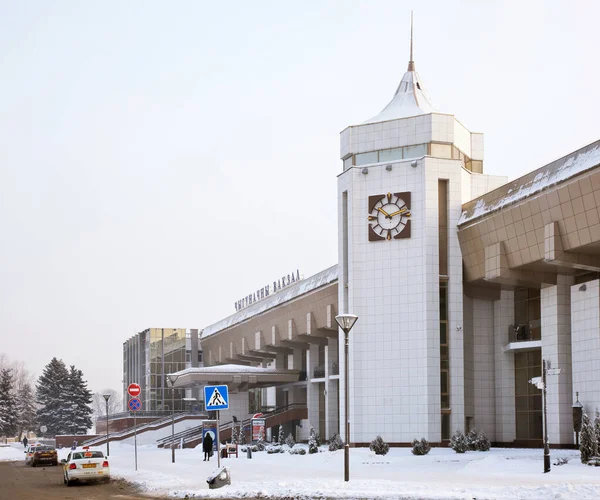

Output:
xmin=70 ymin=442 xmax=600 ymax=499
xmin=459 ymin=141 xmax=600 ymax=225
xmin=0 ymin=443 xmax=28 ymax=461
xmin=4 ymin=441 xmax=600 ymax=498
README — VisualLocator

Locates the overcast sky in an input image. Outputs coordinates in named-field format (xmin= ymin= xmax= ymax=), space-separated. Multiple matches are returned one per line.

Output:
xmin=1 ymin=0 xmax=598 ymax=397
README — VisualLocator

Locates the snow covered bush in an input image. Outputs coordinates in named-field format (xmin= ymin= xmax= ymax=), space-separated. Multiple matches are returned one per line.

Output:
xmin=315 ymin=432 xmax=323 ymax=447
xmin=256 ymin=427 xmax=265 ymax=451
xmin=450 ymin=430 xmax=469 ymax=453
xmin=466 ymin=428 xmax=491 ymax=451
xmin=466 ymin=429 xmax=479 ymax=451
xmin=328 ymin=433 xmax=344 ymax=451
xmin=369 ymin=435 xmax=389 ymax=456
xmin=411 ymin=438 xmax=431 ymax=455
xmin=240 ymin=445 xmax=258 ymax=453
xmin=475 ymin=430 xmax=491 ymax=451
xmin=580 ymin=412 xmax=598 ymax=463
xmin=266 ymin=444 xmax=285 ymax=454
xmin=594 ymin=410 xmax=600 ymax=453
xmin=308 ymin=426 xmax=319 ymax=454
xmin=278 ymin=426 xmax=285 ymax=446
xmin=285 ymin=433 xmax=295 ymax=449
xmin=289 ymin=446 xmax=306 ymax=455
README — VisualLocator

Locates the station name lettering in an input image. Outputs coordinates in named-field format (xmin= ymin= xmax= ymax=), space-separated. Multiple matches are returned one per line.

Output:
xmin=234 ymin=270 xmax=301 ymax=312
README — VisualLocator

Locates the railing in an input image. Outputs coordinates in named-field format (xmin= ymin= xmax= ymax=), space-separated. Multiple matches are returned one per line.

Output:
xmin=84 ymin=411 xmax=205 ymax=446
xmin=331 ymin=362 xmax=339 ymax=375
xmin=157 ymin=402 xmax=308 ymax=449
xmin=313 ymin=366 xmax=325 ymax=378
xmin=95 ymin=410 xmax=186 ymax=423
xmin=508 ymin=320 xmax=542 ymax=343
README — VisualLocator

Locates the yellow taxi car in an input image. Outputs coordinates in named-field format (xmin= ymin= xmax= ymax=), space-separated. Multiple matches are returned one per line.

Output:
xmin=24 ymin=443 xmax=42 ymax=465
xmin=30 ymin=445 xmax=58 ymax=466
xmin=61 ymin=446 xmax=110 ymax=486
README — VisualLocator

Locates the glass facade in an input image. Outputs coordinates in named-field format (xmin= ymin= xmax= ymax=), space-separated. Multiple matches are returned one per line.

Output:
xmin=123 ymin=328 xmax=201 ymax=413
xmin=514 ymin=350 xmax=543 ymax=442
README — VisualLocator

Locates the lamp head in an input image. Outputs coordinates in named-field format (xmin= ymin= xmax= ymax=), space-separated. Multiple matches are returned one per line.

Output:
xmin=335 ymin=314 xmax=359 ymax=333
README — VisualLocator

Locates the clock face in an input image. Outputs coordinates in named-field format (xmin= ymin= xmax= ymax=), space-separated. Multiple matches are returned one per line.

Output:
xmin=367 ymin=192 xmax=411 ymax=241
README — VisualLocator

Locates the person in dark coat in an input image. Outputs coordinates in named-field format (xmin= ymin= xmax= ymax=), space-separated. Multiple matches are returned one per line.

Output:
xmin=22 ymin=436 xmax=28 ymax=448
xmin=202 ymin=433 xmax=213 ymax=461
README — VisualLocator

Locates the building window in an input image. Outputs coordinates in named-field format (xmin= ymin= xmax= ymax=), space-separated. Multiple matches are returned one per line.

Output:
xmin=440 ymin=280 xmax=450 ymax=411
xmin=513 ymin=288 xmax=541 ymax=341
xmin=354 ymin=144 xmax=429 ymax=167
xmin=514 ymin=350 xmax=542 ymax=442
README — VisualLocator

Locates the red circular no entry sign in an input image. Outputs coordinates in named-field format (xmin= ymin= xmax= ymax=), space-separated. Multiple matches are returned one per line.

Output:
xmin=127 ymin=383 xmax=141 ymax=397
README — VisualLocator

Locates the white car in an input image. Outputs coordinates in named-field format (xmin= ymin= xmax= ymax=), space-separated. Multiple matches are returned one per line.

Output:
xmin=61 ymin=447 xmax=110 ymax=486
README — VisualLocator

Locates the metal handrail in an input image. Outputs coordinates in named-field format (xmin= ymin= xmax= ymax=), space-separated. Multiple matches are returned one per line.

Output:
xmin=84 ymin=412 xmax=204 ymax=446
xmin=158 ymin=402 xmax=307 ymax=448
xmin=94 ymin=410 xmax=187 ymax=423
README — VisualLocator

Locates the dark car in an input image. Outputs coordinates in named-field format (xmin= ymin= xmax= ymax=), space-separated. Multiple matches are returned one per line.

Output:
xmin=31 ymin=445 xmax=58 ymax=466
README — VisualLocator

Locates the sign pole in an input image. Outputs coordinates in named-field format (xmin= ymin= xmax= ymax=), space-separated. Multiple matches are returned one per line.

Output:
xmin=134 ymin=412 xmax=138 ymax=471
xmin=217 ymin=410 xmax=221 ymax=468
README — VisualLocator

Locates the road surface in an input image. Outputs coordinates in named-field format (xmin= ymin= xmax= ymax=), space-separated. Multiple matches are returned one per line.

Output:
xmin=0 ymin=460 xmax=162 ymax=500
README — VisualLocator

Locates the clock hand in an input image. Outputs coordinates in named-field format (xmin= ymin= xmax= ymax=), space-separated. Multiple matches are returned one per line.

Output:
xmin=388 ymin=208 xmax=409 ymax=217
xmin=376 ymin=207 xmax=392 ymax=218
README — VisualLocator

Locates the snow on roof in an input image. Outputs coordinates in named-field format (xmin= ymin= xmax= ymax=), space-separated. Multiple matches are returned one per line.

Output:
xmin=363 ymin=67 xmax=436 ymax=124
xmin=459 ymin=140 xmax=600 ymax=225
xmin=201 ymin=265 xmax=338 ymax=340
xmin=170 ymin=364 xmax=284 ymax=376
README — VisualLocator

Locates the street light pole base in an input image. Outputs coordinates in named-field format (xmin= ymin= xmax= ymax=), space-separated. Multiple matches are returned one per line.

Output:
xmin=344 ymin=444 xmax=349 ymax=482
xmin=544 ymin=451 xmax=551 ymax=473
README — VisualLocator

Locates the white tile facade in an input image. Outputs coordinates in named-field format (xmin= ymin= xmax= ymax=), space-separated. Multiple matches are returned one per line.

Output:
xmin=571 ymin=279 xmax=600 ymax=416
xmin=337 ymin=106 xmax=483 ymax=442
xmin=541 ymin=275 xmax=575 ymax=445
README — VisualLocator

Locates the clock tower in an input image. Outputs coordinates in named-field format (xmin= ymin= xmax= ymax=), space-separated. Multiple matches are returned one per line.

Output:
xmin=337 ymin=24 xmax=489 ymax=445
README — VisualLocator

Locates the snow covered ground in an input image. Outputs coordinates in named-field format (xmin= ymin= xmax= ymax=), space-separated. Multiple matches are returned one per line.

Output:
xmin=2 ymin=441 xmax=600 ymax=499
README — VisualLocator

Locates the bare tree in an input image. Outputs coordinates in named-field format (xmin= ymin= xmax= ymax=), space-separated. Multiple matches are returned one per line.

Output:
xmin=91 ymin=389 xmax=122 ymax=418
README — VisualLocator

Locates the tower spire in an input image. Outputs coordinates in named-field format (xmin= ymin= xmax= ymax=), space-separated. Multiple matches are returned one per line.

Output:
xmin=407 ymin=11 xmax=415 ymax=71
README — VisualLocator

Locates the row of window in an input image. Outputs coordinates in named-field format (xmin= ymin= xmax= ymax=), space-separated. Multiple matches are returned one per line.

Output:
xmin=343 ymin=142 xmax=483 ymax=173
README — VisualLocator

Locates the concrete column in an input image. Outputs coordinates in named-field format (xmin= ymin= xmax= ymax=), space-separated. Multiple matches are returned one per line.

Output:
xmin=541 ymin=275 xmax=574 ymax=445
xmin=494 ymin=289 xmax=516 ymax=443
xmin=571 ymin=280 xmax=600 ymax=422
xmin=307 ymin=345 xmax=319 ymax=430
xmin=472 ymin=298 xmax=496 ymax=438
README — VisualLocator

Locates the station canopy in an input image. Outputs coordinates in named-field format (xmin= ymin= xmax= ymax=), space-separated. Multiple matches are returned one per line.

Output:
xmin=167 ymin=364 xmax=302 ymax=391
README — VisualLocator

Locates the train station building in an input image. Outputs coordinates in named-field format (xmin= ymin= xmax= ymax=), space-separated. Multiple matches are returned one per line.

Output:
xmin=130 ymin=41 xmax=600 ymax=449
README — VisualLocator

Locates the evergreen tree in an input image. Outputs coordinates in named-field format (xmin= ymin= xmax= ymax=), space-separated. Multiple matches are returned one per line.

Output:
xmin=328 ymin=433 xmax=344 ymax=451
xmin=66 ymin=365 xmax=93 ymax=434
xmin=475 ymin=429 xmax=491 ymax=451
xmin=36 ymin=358 xmax=70 ymax=436
xmin=0 ymin=368 xmax=18 ymax=439
xmin=594 ymin=409 xmax=600 ymax=454
xmin=15 ymin=382 xmax=36 ymax=440
xmin=256 ymin=426 xmax=265 ymax=451
xmin=450 ymin=430 xmax=469 ymax=453
xmin=285 ymin=432 xmax=295 ymax=448
xmin=278 ymin=425 xmax=285 ymax=445
xmin=580 ymin=412 xmax=598 ymax=464
xmin=369 ymin=435 xmax=390 ymax=455
xmin=308 ymin=426 xmax=318 ymax=454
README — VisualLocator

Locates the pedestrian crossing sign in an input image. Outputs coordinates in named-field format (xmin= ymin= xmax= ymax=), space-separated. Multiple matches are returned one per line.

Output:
xmin=204 ymin=384 xmax=229 ymax=410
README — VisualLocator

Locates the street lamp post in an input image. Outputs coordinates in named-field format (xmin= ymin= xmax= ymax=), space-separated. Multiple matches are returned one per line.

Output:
xmin=542 ymin=360 xmax=550 ymax=473
xmin=102 ymin=394 xmax=111 ymax=457
xmin=335 ymin=314 xmax=358 ymax=483
xmin=167 ymin=374 xmax=180 ymax=463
